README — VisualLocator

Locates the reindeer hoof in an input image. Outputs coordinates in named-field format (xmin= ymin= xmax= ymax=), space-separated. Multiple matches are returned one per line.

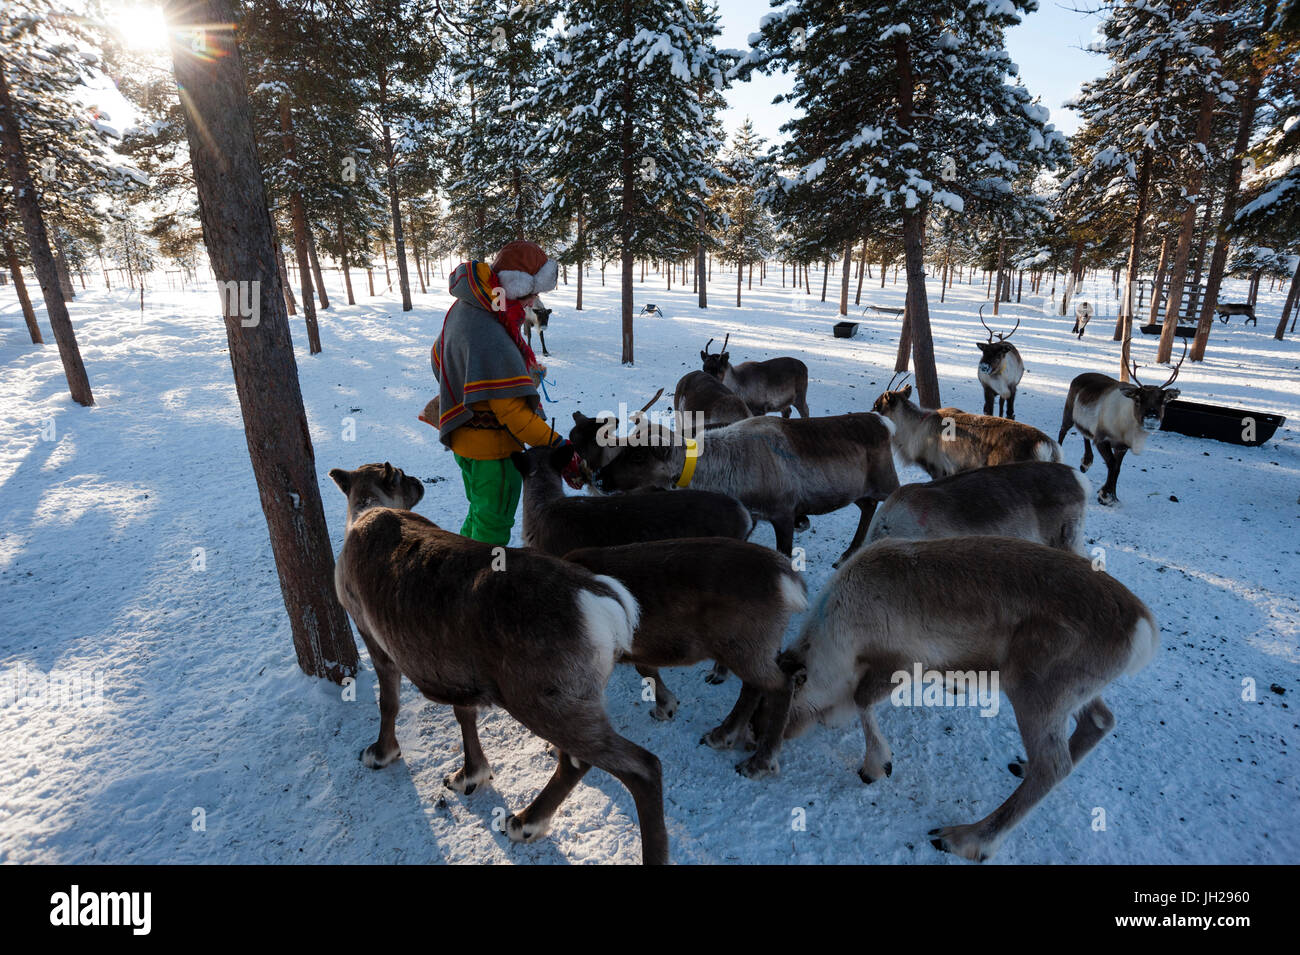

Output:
xmin=736 ymin=754 xmax=777 ymax=778
xmin=1008 ymin=759 xmax=1026 ymax=778
xmin=361 ymin=743 xmax=400 ymax=769
xmin=928 ymin=824 xmax=993 ymax=863
xmin=794 ymin=516 xmax=810 ymax=532
xmin=1097 ymin=490 xmax=1118 ymax=506
xmin=858 ymin=760 xmax=891 ymax=784
xmin=443 ymin=765 xmax=493 ymax=795
xmin=649 ymin=698 xmax=678 ymax=721
xmin=701 ymin=726 xmax=740 ymax=750
xmin=704 ymin=664 xmax=729 ymax=686
xmin=506 ymin=813 xmax=550 ymax=844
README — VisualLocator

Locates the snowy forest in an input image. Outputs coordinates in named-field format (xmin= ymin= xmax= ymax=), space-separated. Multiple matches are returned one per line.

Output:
xmin=1 ymin=0 xmax=1298 ymax=872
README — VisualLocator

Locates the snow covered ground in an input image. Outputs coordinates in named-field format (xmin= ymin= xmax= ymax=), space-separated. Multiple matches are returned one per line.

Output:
xmin=1 ymin=264 xmax=1296 ymax=865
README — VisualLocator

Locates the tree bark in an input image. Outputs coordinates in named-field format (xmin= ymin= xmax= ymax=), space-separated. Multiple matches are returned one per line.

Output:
xmin=619 ymin=0 xmax=634 ymax=364
xmin=382 ymin=109 xmax=412 ymax=311
xmin=164 ymin=0 xmax=357 ymax=683
xmin=576 ymin=197 xmax=585 ymax=310
xmin=51 ymin=228 xmax=75 ymax=299
xmin=274 ymin=232 xmax=296 ymax=315
xmin=1277 ymin=257 xmax=1300 ymax=340
xmin=894 ymin=298 xmax=912 ymax=373
xmin=306 ymin=225 xmax=330 ymax=310
xmin=338 ymin=213 xmax=355 ymax=305
xmin=856 ymin=238 xmax=868 ymax=305
xmin=278 ymin=99 xmax=321 ymax=352
xmin=1147 ymin=235 xmax=1170 ymax=327
xmin=0 ymin=63 xmax=92 ymax=404
xmin=839 ymin=241 xmax=852 ymax=315
xmin=993 ymin=237 xmax=1006 ymax=314
xmin=1194 ymin=3 xmax=1274 ymax=359
xmin=892 ymin=35 xmax=939 ymax=407
xmin=3 ymin=229 xmax=42 ymax=343
xmin=1114 ymin=51 xmax=1169 ymax=383
xmin=1158 ymin=35 xmax=1219 ymax=363
xmin=820 ymin=257 xmax=829 ymax=301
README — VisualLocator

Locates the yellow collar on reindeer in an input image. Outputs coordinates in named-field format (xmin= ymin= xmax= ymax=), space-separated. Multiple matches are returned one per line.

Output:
xmin=676 ymin=438 xmax=700 ymax=488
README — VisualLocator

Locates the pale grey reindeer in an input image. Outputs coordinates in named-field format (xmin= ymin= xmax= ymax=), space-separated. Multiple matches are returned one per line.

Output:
xmin=571 ymin=410 xmax=899 ymax=567
xmin=864 ymin=461 xmax=1090 ymax=553
xmin=700 ymin=334 xmax=810 ymax=418
xmin=329 ymin=462 xmax=668 ymax=864
xmin=1058 ymin=338 xmax=1185 ymax=505
xmin=975 ymin=306 xmax=1024 ymax=419
xmin=872 ymin=379 xmax=1061 ymax=480
xmin=766 ymin=535 xmax=1158 ymax=862
xmin=564 ymin=537 xmax=807 ymax=775
xmin=1072 ymin=301 xmax=1093 ymax=338
xmin=523 ymin=298 xmax=551 ymax=356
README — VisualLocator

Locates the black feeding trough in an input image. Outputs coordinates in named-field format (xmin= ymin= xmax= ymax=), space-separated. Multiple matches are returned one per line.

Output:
xmin=833 ymin=321 xmax=859 ymax=338
xmin=1160 ymin=399 xmax=1286 ymax=447
xmin=1139 ymin=322 xmax=1198 ymax=339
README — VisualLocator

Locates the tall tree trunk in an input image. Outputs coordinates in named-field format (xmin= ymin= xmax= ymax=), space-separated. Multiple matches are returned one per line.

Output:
xmin=274 ymin=234 xmax=296 ymax=315
xmin=839 ymin=240 xmax=852 ymax=315
xmin=0 ymin=64 xmax=93 ymax=404
xmin=695 ymin=231 xmax=706 ymax=308
xmin=819 ymin=257 xmax=829 ymax=301
xmin=164 ymin=0 xmax=356 ymax=683
xmin=619 ymin=0 xmax=634 ymax=364
xmin=993 ymin=237 xmax=1006 ymax=314
xmin=1194 ymin=2 xmax=1275 ymax=359
xmin=1147 ymin=235 xmax=1171 ymax=327
xmin=278 ymin=99 xmax=321 ymax=352
xmin=338 ymin=213 xmax=355 ymax=305
xmin=1114 ymin=51 xmax=1169 ymax=384
xmin=3 ymin=228 xmax=42 ymax=343
xmin=576 ymin=197 xmax=585 ymax=311
xmin=306 ymin=226 xmax=330 ymax=309
xmin=367 ymin=267 xmax=375 ymax=296
xmin=1276 ymin=257 xmax=1300 ymax=340
xmin=51 ymin=228 xmax=75 ymax=299
xmin=855 ymin=238 xmax=868 ymax=305
xmin=98 ymin=246 xmax=111 ymax=289
xmin=1060 ymin=240 xmax=1084 ymax=315
xmin=892 ymin=35 xmax=939 ymax=407
xmin=1158 ymin=35 xmax=1219 ymax=363
xmin=894 ymin=298 xmax=912 ymax=373
xmin=382 ymin=111 xmax=412 ymax=311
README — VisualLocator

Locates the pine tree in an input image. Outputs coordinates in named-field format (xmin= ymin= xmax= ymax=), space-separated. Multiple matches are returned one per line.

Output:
xmin=162 ymin=0 xmax=358 ymax=683
xmin=743 ymin=1 xmax=1067 ymax=407
xmin=713 ymin=119 xmax=776 ymax=307
xmin=531 ymin=0 xmax=730 ymax=363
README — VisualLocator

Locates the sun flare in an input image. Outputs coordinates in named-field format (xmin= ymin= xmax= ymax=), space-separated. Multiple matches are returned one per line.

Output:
xmin=112 ymin=1 xmax=171 ymax=52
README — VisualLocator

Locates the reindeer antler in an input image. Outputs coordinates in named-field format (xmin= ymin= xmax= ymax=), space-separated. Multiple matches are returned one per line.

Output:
xmin=1001 ymin=316 xmax=1021 ymax=342
xmin=704 ymin=338 xmax=714 ymax=354
xmin=637 ymin=388 xmax=665 ymax=414
xmin=1124 ymin=338 xmax=1145 ymax=387
xmin=979 ymin=304 xmax=993 ymax=342
xmin=1162 ymin=337 xmax=1188 ymax=389
xmin=721 ymin=333 xmax=730 ymax=353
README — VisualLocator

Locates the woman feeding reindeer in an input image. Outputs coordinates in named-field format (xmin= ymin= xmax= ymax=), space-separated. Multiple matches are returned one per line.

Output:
xmin=426 ymin=240 xmax=584 ymax=544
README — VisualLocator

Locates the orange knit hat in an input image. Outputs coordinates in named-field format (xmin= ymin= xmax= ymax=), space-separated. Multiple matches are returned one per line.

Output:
xmin=491 ymin=240 xmax=559 ymax=301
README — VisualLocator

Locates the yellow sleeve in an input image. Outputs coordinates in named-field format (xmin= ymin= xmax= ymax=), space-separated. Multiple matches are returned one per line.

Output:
xmin=488 ymin=397 xmax=563 ymax=449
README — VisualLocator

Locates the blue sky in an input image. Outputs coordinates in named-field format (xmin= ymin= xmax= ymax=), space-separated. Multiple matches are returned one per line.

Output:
xmin=715 ymin=0 xmax=1106 ymax=148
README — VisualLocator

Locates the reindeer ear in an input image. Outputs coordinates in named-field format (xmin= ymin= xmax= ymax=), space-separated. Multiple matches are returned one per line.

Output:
xmin=1163 ymin=388 xmax=1180 ymax=402
xmin=1118 ymin=383 xmax=1140 ymax=398
xmin=382 ymin=462 xmax=395 ymax=487
xmin=700 ymin=350 xmax=709 ymax=361
xmin=328 ymin=468 xmax=351 ymax=494
xmin=509 ymin=451 xmax=530 ymax=476
xmin=902 ymin=384 xmax=912 ymax=398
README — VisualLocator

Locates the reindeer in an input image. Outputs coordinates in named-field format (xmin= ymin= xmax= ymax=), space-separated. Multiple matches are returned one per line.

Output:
xmin=1072 ymin=301 xmax=1093 ymax=338
xmin=975 ymin=306 xmax=1024 ymax=419
xmin=864 ymin=461 xmax=1089 ymax=553
xmin=700 ymin=334 xmax=810 ymax=418
xmin=570 ymin=410 xmax=899 ymax=567
xmin=523 ymin=298 xmax=551 ymax=356
xmin=871 ymin=379 xmax=1061 ymax=480
xmin=1058 ymin=339 xmax=1185 ymax=505
xmin=673 ymin=370 xmax=751 ymax=437
xmin=564 ymin=538 xmax=807 ymax=777
xmin=767 ymin=535 xmax=1158 ymax=862
xmin=329 ymin=462 xmax=668 ymax=864
xmin=511 ymin=443 xmax=754 ymax=555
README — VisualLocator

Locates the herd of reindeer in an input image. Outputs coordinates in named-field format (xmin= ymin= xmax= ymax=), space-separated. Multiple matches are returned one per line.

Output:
xmin=327 ymin=303 xmax=1185 ymax=864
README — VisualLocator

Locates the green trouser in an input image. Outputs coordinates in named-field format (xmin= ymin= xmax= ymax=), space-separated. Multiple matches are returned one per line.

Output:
xmin=455 ymin=454 xmax=523 ymax=545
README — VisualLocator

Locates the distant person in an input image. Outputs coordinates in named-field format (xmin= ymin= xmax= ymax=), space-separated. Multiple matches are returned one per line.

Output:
xmin=427 ymin=241 xmax=583 ymax=544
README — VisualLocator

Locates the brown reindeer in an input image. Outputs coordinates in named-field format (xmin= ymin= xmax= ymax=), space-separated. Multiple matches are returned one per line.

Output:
xmin=700 ymin=334 xmax=810 ymax=418
xmin=975 ymin=307 xmax=1024 ymax=419
xmin=329 ymin=462 xmax=668 ymax=864
xmin=1058 ymin=339 xmax=1185 ymax=505
xmin=564 ymin=538 xmax=807 ymax=776
xmin=673 ymin=369 xmax=751 ymax=437
xmin=771 ymin=536 xmax=1158 ymax=862
xmin=871 ymin=380 xmax=1060 ymax=479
